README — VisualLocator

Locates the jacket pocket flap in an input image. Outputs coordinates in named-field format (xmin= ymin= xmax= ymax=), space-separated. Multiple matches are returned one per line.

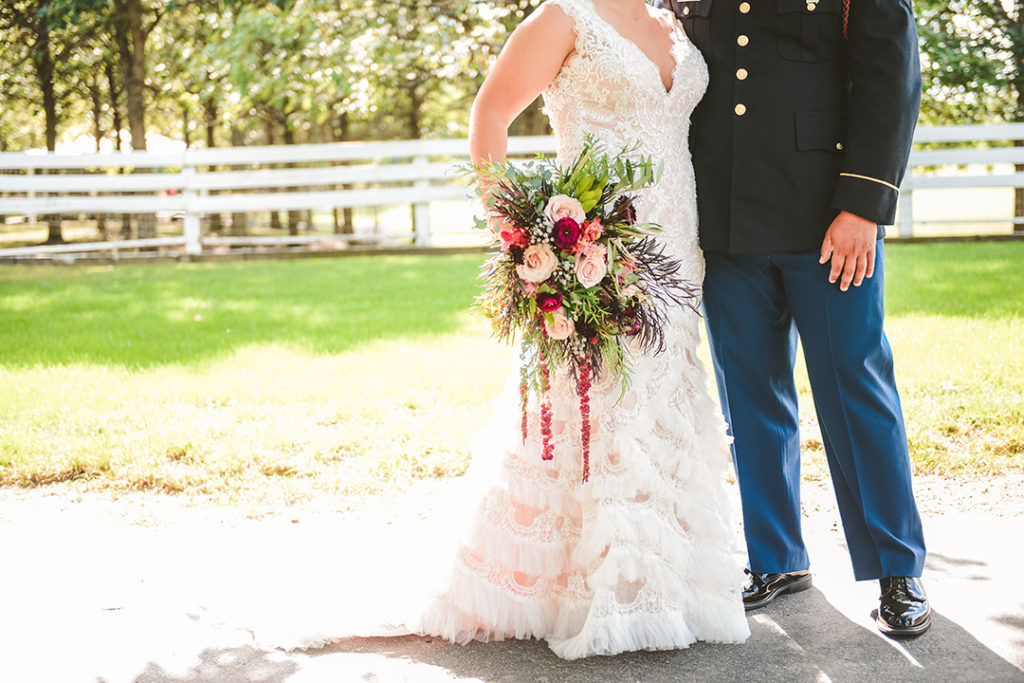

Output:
xmin=675 ymin=0 xmax=713 ymax=18
xmin=795 ymin=112 xmax=848 ymax=152
xmin=778 ymin=0 xmax=842 ymax=14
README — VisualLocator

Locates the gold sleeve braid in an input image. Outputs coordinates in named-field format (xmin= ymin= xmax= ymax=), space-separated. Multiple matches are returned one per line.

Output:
xmin=839 ymin=172 xmax=900 ymax=193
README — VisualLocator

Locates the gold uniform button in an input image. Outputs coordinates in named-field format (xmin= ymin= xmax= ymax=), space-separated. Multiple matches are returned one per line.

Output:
xmin=735 ymin=103 xmax=747 ymax=116
xmin=739 ymin=2 xmax=751 ymax=12
xmin=836 ymin=142 xmax=844 ymax=151
xmin=737 ymin=34 xmax=749 ymax=47
xmin=683 ymin=6 xmax=690 ymax=14
xmin=806 ymin=1 xmax=816 ymax=9
xmin=736 ymin=68 xmax=748 ymax=80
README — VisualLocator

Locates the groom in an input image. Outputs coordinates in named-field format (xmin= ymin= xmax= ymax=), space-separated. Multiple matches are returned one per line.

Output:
xmin=658 ymin=0 xmax=930 ymax=636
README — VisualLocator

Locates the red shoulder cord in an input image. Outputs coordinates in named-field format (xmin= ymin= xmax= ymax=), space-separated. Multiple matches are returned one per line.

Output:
xmin=842 ymin=0 xmax=850 ymax=40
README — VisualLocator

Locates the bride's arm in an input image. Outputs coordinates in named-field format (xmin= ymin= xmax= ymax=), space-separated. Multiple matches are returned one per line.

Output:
xmin=469 ymin=4 xmax=576 ymax=167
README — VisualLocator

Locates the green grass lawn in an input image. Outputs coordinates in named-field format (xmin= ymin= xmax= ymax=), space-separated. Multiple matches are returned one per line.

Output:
xmin=1 ymin=243 xmax=1021 ymax=510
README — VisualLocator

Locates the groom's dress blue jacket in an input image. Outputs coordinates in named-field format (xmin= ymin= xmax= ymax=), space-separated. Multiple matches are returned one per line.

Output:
xmin=658 ymin=0 xmax=921 ymax=254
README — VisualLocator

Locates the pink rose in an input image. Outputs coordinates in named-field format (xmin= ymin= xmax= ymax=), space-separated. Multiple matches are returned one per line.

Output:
xmin=516 ymin=244 xmax=558 ymax=283
xmin=575 ymin=243 xmax=607 ymax=288
xmin=582 ymin=219 xmax=603 ymax=243
xmin=544 ymin=194 xmax=586 ymax=225
xmin=543 ymin=307 xmax=575 ymax=340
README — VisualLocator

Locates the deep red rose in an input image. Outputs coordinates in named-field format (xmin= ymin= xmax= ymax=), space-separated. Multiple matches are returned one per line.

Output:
xmin=536 ymin=291 xmax=563 ymax=312
xmin=552 ymin=217 xmax=583 ymax=251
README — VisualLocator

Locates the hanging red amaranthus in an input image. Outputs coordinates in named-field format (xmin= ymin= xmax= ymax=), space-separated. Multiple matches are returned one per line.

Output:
xmin=578 ymin=355 xmax=592 ymax=483
xmin=539 ymin=347 xmax=554 ymax=461
xmin=519 ymin=340 xmax=529 ymax=444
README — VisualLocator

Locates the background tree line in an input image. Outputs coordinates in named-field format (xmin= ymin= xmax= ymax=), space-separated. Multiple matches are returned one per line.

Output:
xmin=0 ymin=0 xmax=1021 ymax=241
xmin=0 ymin=0 xmax=549 ymax=153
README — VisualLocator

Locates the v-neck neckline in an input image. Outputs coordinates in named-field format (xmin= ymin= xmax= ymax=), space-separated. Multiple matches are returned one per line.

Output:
xmin=585 ymin=0 xmax=680 ymax=95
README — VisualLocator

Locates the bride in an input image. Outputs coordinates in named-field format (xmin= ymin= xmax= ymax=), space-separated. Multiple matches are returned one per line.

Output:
xmin=410 ymin=0 xmax=750 ymax=659
xmin=220 ymin=0 xmax=750 ymax=661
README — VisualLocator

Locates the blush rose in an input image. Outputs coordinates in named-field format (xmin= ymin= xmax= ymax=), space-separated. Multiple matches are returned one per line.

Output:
xmin=544 ymin=194 xmax=586 ymax=225
xmin=575 ymin=243 xmax=608 ymax=288
xmin=543 ymin=307 xmax=575 ymax=340
xmin=516 ymin=244 xmax=559 ymax=283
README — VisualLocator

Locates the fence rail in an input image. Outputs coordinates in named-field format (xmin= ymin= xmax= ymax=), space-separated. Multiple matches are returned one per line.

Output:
xmin=0 ymin=125 xmax=1021 ymax=259
xmin=899 ymin=123 xmax=1024 ymax=237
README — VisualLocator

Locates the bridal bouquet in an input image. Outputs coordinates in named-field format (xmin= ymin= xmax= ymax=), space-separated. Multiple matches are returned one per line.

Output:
xmin=470 ymin=138 xmax=698 ymax=481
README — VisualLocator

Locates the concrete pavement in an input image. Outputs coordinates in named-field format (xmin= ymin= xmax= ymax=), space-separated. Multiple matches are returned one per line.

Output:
xmin=0 ymin=480 xmax=1022 ymax=683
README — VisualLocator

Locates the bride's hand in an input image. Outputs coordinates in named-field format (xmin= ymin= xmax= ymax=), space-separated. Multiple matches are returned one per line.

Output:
xmin=818 ymin=211 xmax=877 ymax=292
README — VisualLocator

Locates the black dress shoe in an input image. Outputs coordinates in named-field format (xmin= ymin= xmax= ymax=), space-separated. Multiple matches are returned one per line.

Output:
xmin=877 ymin=576 xmax=931 ymax=637
xmin=742 ymin=569 xmax=813 ymax=610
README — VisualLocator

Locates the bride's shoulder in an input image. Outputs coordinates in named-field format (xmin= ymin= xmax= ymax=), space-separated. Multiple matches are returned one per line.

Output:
xmin=503 ymin=1 xmax=578 ymax=59
xmin=522 ymin=1 xmax=579 ymax=28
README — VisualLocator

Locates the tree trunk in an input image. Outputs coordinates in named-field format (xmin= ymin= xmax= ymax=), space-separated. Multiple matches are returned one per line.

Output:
xmin=406 ymin=86 xmax=423 ymax=234
xmin=264 ymin=119 xmax=282 ymax=232
xmin=203 ymin=97 xmax=224 ymax=234
xmin=335 ymin=110 xmax=353 ymax=235
xmin=31 ymin=13 xmax=63 ymax=245
xmin=281 ymin=122 xmax=300 ymax=236
xmin=229 ymin=126 xmax=248 ymax=237
xmin=113 ymin=0 xmax=155 ymax=239
xmin=182 ymin=102 xmax=191 ymax=148
xmin=1014 ymin=0 xmax=1023 ymax=234
xmin=1015 ymin=143 xmax=1023 ymax=234
xmin=115 ymin=0 xmax=148 ymax=152
xmin=105 ymin=58 xmax=132 ymax=239
xmin=90 ymin=77 xmax=108 ymax=240
xmin=407 ymin=85 xmax=422 ymax=140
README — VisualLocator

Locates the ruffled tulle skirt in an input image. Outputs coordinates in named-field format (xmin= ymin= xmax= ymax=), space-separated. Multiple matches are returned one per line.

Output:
xmin=207 ymin=314 xmax=750 ymax=659
xmin=412 ymin=314 xmax=750 ymax=658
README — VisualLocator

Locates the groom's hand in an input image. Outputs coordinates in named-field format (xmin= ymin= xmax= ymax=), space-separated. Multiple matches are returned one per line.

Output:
xmin=819 ymin=211 xmax=878 ymax=292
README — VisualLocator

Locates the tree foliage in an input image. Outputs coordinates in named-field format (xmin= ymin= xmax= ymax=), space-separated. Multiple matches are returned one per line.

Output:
xmin=0 ymin=0 xmax=548 ymax=152
xmin=3 ymin=2 xmax=1016 ymax=151
xmin=915 ymin=0 xmax=1023 ymax=124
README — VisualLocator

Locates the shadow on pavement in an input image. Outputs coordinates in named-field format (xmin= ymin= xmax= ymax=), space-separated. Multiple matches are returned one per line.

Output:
xmin=122 ymin=586 xmax=1009 ymax=683
xmin=130 ymin=646 xmax=298 ymax=683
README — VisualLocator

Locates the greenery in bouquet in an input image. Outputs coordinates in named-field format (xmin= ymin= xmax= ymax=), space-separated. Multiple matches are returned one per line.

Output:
xmin=468 ymin=138 xmax=699 ymax=481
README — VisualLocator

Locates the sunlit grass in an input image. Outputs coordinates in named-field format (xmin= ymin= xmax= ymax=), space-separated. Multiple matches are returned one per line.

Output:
xmin=0 ymin=244 xmax=1021 ymax=510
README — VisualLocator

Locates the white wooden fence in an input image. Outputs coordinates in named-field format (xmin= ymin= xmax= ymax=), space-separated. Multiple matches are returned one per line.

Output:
xmin=0 ymin=125 xmax=1021 ymax=259
xmin=900 ymin=123 xmax=1024 ymax=237
xmin=0 ymin=137 xmax=557 ymax=258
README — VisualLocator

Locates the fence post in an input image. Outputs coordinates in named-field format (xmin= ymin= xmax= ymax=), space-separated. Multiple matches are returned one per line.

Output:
xmin=182 ymin=162 xmax=202 ymax=255
xmin=27 ymin=166 xmax=37 ymax=225
xmin=412 ymin=155 xmax=431 ymax=246
xmin=898 ymin=184 xmax=914 ymax=238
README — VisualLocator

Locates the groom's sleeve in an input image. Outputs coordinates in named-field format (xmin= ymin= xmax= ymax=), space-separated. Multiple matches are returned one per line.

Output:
xmin=831 ymin=0 xmax=921 ymax=227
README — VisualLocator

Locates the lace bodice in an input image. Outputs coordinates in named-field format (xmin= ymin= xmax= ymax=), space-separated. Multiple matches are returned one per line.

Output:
xmin=543 ymin=0 xmax=708 ymax=279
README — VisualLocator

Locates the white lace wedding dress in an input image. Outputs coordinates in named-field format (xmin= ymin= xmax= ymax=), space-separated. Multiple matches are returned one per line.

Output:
xmin=412 ymin=0 xmax=750 ymax=659
xmin=213 ymin=0 xmax=749 ymax=661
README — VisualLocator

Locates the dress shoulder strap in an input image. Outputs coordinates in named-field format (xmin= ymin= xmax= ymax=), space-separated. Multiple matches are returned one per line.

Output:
xmin=543 ymin=0 xmax=601 ymax=57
